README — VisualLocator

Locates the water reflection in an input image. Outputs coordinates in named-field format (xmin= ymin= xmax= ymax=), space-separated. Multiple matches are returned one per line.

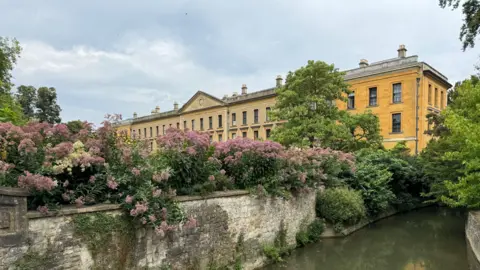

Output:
xmin=263 ymin=207 xmax=468 ymax=270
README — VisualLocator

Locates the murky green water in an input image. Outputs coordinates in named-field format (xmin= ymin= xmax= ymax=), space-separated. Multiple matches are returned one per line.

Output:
xmin=264 ymin=207 xmax=468 ymax=270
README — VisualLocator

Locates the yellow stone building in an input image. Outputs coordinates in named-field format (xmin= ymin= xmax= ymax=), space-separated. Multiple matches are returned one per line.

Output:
xmin=116 ymin=45 xmax=451 ymax=154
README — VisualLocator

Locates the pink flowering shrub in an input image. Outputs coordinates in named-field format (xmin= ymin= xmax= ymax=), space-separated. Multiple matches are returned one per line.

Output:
xmin=214 ymin=138 xmax=284 ymax=189
xmin=155 ymin=128 xmax=226 ymax=195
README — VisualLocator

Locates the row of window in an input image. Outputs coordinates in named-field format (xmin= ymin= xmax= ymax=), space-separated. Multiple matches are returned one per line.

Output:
xmin=132 ymin=107 xmax=272 ymax=139
xmin=428 ymin=84 xmax=445 ymax=108
xmin=209 ymin=129 xmax=272 ymax=142
xmin=348 ymin=83 xmax=402 ymax=109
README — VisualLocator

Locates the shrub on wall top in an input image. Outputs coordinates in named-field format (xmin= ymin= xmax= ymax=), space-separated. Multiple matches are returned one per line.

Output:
xmin=316 ymin=187 xmax=366 ymax=230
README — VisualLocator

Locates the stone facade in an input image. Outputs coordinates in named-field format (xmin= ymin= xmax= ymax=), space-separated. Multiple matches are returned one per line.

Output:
xmin=466 ymin=211 xmax=480 ymax=270
xmin=0 ymin=190 xmax=316 ymax=270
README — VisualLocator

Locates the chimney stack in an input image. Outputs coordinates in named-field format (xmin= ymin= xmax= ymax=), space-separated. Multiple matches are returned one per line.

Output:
xmin=276 ymin=75 xmax=283 ymax=87
xmin=241 ymin=84 xmax=247 ymax=95
xmin=173 ymin=101 xmax=179 ymax=111
xmin=398 ymin=44 xmax=407 ymax=58
xmin=359 ymin=59 xmax=369 ymax=68
xmin=133 ymin=112 xmax=138 ymax=118
xmin=155 ymin=106 xmax=160 ymax=113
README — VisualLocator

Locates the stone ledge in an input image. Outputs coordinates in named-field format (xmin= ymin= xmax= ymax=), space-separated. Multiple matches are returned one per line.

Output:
xmin=176 ymin=190 xmax=250 ymax=202
xmin=26 ymin=190 xmax=251 ymax=219
xmin=0 ymin=187 xmax=30 ymax=197
xmin=321 ymin=203 xmax=431 ymax=238
xmin=26 ymin=204 xmax=122 ymax=219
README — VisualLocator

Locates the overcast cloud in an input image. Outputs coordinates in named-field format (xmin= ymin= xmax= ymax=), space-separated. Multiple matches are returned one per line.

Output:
xmin=1 ymin=0 xmax=478 ymax=124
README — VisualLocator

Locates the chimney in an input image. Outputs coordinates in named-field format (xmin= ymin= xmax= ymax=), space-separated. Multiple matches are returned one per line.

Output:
xmin=241 ymin=84 xmax=247 ymax=95
xmin=155 ymin=106 xmax=160 ymax=113
xmin=398 ymin=44 xmax=407 ymax=58
xmin=133 ymin=112 xmax=138 ymax=118
xmin=173 ymin=101 xmax=179 ymax=111
xmin=276 ymin=75 xmax=283 ymax=87
xmin=151 ymin=110 xmax=156 ymax=114
xmin=359 ymin=59 xmax=369 ymax=68
xmin=232 ymin=91 xmax=238 ymax=97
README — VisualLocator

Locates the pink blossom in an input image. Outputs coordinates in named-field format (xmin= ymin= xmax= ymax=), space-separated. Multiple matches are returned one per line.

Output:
xmin=18 ymin=172 xmax=57 ymax=192
xmin=63 ymin=180 xmax=69 ymax=188
xmin=131 ymin=168 xmax=141 ymax=176
xmin=299 ymin=172 xmax=307 ymax=183
xmin=186 ymin=147 xmax=197 ymax=155
xmin=107 ymin=176 xmax=118 ymax=190
xmin=18 ymin=138 xmax=37 ymax=155
xmin=183 ymin=216 xmax=198 ymax=229
xmin=89 ymin=176 xmax=96 ymax=183
xmin=37 ymin=205 xmax=49 ymax=215
xmin=208 ymin=175 xmax=215 ymax=181
xmin=0 ymin=161 xmax=14 ymax=174
xmin=149 ymin=215 xmax=157 ymax=222
xmin=130 ymin=201 xmax=148 ymax=216
xmin=220 ymin=169 xmax=226 ymax=175
xmin=152 ymin=189 xmax=162 ymax=197
xmin=141 ymin=217 xmax=147 ymax=225
xmin=48 ymin=142 xmax=73 ymax=159
xmin=61 ymin=192 xmax=71 ymax=202
xmin=125 ymin=195 xmax=133 ymax=204
xmin=75 ymin=196 xmax=85 ymax=207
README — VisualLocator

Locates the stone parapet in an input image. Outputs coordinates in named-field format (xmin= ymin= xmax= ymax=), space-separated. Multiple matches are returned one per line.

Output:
xmin=466 ymin=211 xmax=480 ymax=270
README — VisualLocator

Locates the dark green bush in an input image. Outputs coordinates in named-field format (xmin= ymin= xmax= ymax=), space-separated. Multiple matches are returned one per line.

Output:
xmin=296 ymin=218 xmax=325 ymax=247
xmin=316 ymin=188 xmax=366 ymax=228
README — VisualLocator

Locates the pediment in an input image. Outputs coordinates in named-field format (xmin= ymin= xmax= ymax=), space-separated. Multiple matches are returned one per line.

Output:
xmin=180 ymin=91 xmax=225 ymax=112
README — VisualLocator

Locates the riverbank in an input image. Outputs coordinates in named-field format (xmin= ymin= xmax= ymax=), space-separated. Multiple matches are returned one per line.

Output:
xmin=321 ymin=204 xmax=431 ymax=238
xmin=263 ymin=207 xmax=469 ymax=270
xmin=466 ymin=211 xmax=480 ymax=270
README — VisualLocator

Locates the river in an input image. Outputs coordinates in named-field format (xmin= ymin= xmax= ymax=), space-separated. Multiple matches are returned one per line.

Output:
xmin=263 ymin=207 xmax=468 ymax=270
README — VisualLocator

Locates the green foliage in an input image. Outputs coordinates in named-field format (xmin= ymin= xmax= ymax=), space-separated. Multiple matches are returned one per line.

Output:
xmin=0 ymin=37 xmax=21 ymax=93
xmin=66 ymin=120 xmax=86 ymax=134
xmin=16 ymin=85 xmax=37 ymax=119
xmin=36 ymin=86 xmax=61 ymax=124
xmin=73 ymin=212 xmax=134 ymax=269
xmin=262 ymin=221 xmax=291 ymax=264
xmin=0 ymin=93 xmax=27 ymax=125
xmin=296 ymin=218 xmax=325 ymax=247
xmin=349 ymin=157 xmax=395 ymax=216
xmin=355 ymin=148 xmax=427 ymax=209
xmin=262 ymin=245 xmax=284 ymax=263
xmin=270 ymin=60 xmax=382 ymax=152
xmin=439 ymin=0 xmax=480 ymax=50
xmin=270 ymin=60 xmax=349 ymax=148
xmin=436 ymin=80 xmax=480 ymax=208
xmin=13 ymin=249 xmax=54 ymax=270
xmin=316 ymin=188 xmax=366 ymax=229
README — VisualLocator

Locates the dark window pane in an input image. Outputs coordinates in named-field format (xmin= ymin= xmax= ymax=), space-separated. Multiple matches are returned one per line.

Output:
xmin=392 ymin=113 xmax=401 ymax=133
xmin=393 ymin=83 xmax=402 ymax=103
xmin=369 ymin=87 xmax=377 ymax=106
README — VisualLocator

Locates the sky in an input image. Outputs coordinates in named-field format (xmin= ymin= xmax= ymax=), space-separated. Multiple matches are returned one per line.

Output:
xmin=1 ymin=0 xmax=479 ymax=125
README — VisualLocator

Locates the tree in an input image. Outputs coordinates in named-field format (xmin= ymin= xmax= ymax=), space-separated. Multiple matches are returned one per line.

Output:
xmin=270 ymin=60 xmax=382 ymax=152
xmin=0 ymin=37 xmax=21 ymax=94
xmin=16 ymin=85 xmax=37 ymax=119
xmin=439 ymin=0 xmax=480 ymax=50
xmin=271 ymin=60 xmax=349 ymax=148
xmin=66 ymin=120 xmax=86 ymax=134
xmin=35 ymin=87 xmax=61 ymax=124
xmin=438 ymin=79 xmax=480 ymax=207
xmin=0 ymin=93 xmax=26 ymax=125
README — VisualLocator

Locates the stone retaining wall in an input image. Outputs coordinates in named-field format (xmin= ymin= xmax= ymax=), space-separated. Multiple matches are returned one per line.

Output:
xmin=466 ymin=211 xmax=480 ymax=270
xmin=0 ymin=188 xmax=316 ymax=270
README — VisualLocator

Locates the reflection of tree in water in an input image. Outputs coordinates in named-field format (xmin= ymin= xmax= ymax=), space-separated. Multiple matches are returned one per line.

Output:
xmin=264 ymin=207 xmax=468 ymax=270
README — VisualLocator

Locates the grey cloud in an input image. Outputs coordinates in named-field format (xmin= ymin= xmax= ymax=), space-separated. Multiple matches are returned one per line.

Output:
xmin=1 ymin=0 xmax=479 ymax=124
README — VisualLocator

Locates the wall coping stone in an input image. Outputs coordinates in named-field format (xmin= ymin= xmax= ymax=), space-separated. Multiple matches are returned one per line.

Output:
xmin=26 ymin=190 xmax=251 ymax=219
xmin=0 ymin=187 xmax=30 ymax=197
